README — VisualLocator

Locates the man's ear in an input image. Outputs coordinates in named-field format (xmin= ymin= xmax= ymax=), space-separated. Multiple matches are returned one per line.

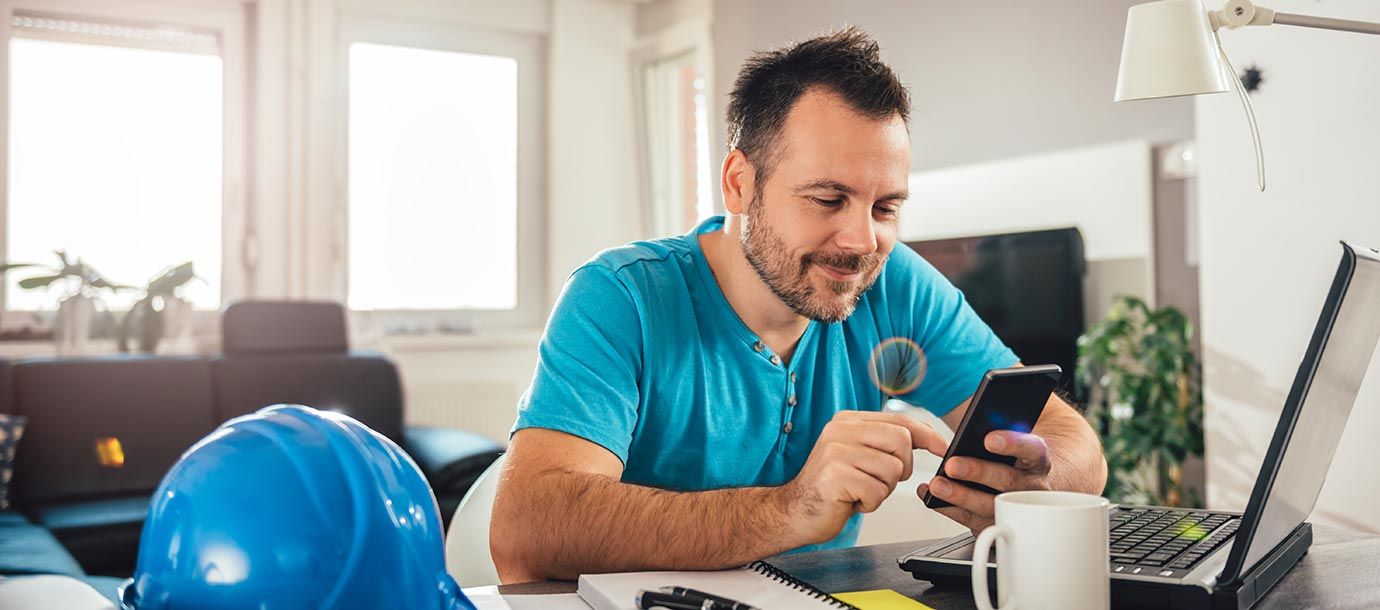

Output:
xmin=721 ymin=149 xmax=755 ymax=216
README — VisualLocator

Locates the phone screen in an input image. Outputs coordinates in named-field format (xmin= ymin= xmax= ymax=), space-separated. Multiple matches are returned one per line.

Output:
xmin=923 ymin=365 xmax=1060 ymax=509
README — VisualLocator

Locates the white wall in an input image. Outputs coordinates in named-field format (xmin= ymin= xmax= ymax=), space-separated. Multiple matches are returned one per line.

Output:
xmin=635 ymin=0 xmax=710 ymax=39
xmin=546 ymin=0 xmax=643 ymax=305
xmin=1196 ymin=0 xmax=1380 ymax=534
xmin=711 ymin=0 xmax=1194 ymax=178
xmin=387 ymin=334 xmax=544 ymax=444
xmin=903 ymin=140 xmax=1154 ymax=262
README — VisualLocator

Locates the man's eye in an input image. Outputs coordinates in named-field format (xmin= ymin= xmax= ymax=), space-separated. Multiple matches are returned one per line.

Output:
xmin=875 ymin=205 xmax=899 ymax=218
xmin=812 ymin=197 xmax=845 ymax=208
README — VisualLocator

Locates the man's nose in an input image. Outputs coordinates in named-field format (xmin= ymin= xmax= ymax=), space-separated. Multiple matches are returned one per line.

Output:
xmin=834 ymin=207 xmax=879 ymax=254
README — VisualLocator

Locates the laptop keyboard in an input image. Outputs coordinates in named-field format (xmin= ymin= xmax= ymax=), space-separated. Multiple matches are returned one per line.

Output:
xmin=1108 ymin=507 xmax=1241 ymax=577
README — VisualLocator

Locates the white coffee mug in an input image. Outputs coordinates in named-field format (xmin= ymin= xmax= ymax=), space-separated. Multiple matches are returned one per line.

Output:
xmin=971 ymin=490 xmax=1110 ymax=610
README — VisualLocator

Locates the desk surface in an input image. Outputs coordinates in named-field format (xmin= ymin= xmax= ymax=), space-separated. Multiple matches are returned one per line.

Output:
xmin=497 ymin=524 xmax=1380 ymax=609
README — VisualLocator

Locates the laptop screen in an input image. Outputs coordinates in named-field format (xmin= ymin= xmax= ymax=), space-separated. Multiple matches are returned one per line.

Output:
xmin=1221 ymin=244 xmax=1380 ymax=582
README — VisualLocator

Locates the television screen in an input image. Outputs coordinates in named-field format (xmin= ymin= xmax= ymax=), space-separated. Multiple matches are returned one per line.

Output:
xmin=906 ymin=228 xmax=1086 ymax=392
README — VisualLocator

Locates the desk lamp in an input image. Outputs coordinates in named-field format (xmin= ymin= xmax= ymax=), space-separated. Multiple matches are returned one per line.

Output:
xmin=1114 ymin=0 xmax=1380 ymax=191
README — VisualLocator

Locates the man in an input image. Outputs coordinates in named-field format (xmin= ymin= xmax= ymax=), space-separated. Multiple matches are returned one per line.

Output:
xmin=491 ymin=28 xmax=1107 ymax=583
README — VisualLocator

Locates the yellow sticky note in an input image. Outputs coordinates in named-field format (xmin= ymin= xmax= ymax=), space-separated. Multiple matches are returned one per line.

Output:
xmin=834 ymin=589 xmax=934 ymax=610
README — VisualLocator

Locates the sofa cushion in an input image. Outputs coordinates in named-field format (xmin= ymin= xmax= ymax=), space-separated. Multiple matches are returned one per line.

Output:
xmin=222 ymin=301 xmax=348 ymax=355
xmin=212 ymin=352 xmax=404 ymax=442
xmin=0 ymin=358 xmax=14 ymax=416
xmin=0 ymin=510 xmax=84 ymax=577
xmin=34 ymin=496 xmax=150 ymax=533
xmin=32 ymin=496 xmax=149 ymax=578
xmin=0 ymin=414 xmax=23 ymax=510
xmin=0 ymin=511 xmax=27 ymax=527
xmin=9 ymin=356 xmax=217 ymax=506
xmin=403 ymin=426 xmax=503 ymax=490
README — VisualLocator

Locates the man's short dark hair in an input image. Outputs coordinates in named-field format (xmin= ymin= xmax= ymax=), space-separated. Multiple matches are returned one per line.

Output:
xmin=726 ymin=27 xmax=910 ymax=187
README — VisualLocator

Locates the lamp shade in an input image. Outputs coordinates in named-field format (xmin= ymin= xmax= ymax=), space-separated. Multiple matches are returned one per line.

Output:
xmin=1115 ymin=0 xmax=1230 ymax=101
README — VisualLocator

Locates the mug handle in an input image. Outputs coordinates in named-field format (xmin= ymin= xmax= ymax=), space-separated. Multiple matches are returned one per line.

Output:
xmin=972 ymin=525 xmax=1015 ymax=610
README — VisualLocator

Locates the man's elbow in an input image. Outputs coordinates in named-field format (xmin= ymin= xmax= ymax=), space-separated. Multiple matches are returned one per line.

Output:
xmin=1053 ymin=401 xmax=1109 ymax=495
xmin=1092 ymin=453 xmax=1109 ymax=495
xmin=490 ymin=503 xmax=545 ymax=584
xmin=1077 ymin=412 xmax=1109 ymax=495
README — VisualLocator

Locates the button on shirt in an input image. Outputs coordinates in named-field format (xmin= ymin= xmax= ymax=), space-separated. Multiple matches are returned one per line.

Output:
xmin=513 ymin=216 xmax=1017 ymax=552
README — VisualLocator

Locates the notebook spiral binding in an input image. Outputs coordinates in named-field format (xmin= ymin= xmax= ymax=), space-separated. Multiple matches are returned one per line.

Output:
xmin=747 ymin=560 xmax=861 ymax=610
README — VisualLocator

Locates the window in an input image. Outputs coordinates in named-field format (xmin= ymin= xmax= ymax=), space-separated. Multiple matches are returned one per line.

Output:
xmin=0 ymin=4 xmax=248 ymax=325
xmin=347 ymin=42 xmax=518 ymax=311
xmin=341 ymin=21 xmax=545 ymax=328
xmin=636 ymin=36 xmax=713 ymax=237
xmin=5 ymin=16 xmax=228 ymax=311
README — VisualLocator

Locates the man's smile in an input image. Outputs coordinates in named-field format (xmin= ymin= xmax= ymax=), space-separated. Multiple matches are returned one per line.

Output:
xmin=813 ymin=262 xmax=863 ymax=282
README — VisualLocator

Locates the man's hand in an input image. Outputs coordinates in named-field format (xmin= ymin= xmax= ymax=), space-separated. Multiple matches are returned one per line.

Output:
xmin=917 ymin=429 xmax=1052 ymax=533
xmin=781 ymin=410 xmax=949 ymax=546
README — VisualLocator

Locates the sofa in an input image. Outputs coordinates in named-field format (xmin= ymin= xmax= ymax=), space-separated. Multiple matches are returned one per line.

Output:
xmin=0 ymin=301 xmax=504 ymax=586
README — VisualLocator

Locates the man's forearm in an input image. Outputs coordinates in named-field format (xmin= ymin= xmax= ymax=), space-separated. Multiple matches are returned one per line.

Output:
xmin=492 ymin=469 xmax=798 ymax=582
xmin=1033 ymin=398 xmax=1109 ymax=495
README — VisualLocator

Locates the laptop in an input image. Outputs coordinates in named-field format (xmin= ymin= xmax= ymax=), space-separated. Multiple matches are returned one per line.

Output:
xmin=899 ymin=242 xmax=1380 ymax=610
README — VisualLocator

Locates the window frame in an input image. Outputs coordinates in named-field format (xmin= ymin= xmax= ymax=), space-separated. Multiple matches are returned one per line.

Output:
xmin=0 ymin=0 xmax=249 ymax=324
xmin=336 ymin=14 xmax=547 ymax=332
xmin=631 ymin=17 xmax=714 ymax=238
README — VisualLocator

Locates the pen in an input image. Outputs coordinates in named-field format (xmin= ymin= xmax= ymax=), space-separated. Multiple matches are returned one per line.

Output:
xmin=635 ymin=590 xmax=711 ymax=610
xmin=658 ymin=586 xmax=762 ymax=610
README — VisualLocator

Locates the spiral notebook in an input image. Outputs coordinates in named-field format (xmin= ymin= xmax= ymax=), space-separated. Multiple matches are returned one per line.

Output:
xmin=576 ymin=561 xmax=859 ymax=610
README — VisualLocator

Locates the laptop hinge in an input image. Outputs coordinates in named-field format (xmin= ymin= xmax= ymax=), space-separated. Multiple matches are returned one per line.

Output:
xmin=1214 ymin=522 xmax=1311 ymax=593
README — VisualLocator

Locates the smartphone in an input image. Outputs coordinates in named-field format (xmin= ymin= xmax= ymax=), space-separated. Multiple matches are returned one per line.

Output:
xmin=922 ymin=365 xmax=1062 ymax=509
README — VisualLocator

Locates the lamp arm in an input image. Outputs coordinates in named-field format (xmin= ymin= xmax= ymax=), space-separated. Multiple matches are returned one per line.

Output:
xmin=1212 ymin=31 xmax=1266 ymax=192
xmin=1213 ymin=0 xmax=1380 ymax=35
xmin=1272 ymin=12 xmax=1380 ymax=36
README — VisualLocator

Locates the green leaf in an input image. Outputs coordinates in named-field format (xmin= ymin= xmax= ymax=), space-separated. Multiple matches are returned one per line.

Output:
xmin=88 ymin=276 xmax=135 ymax=291
xmin=0 ymin=263 xmax=39 ymax=273
xmin=80 ymin=261 xmax=130 ymax=291
xmin=18 ymin=274 xmax=64 ymax=290
xmin=1078 ymin=295 xmax=1203 ymax=505
xmin=145 ymin=261 xmax=195 ymax=296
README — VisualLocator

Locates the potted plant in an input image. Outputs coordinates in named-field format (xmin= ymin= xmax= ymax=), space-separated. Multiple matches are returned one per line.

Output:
xmin=1076 ymin=295 xmax=1204 ymax=507
xmin=118 ymin=262 xmax=197 ymax=354
xmin=11 ymin=251 xmax=131 ymax=353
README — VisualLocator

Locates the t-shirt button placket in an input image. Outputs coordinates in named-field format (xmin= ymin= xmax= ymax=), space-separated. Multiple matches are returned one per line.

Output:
xmin=770 ymin=355 xmax=782 ymax=366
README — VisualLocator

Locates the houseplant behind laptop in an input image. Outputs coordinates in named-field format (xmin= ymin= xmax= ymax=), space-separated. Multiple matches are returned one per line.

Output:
xmin=1076 ymin=295 xmax=1204 ymax=507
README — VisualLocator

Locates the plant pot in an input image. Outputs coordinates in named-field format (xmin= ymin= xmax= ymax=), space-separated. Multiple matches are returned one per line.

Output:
xmin=119 ymin=300 xmax=165 ymax=355
xmin=55 ymin=294 xmax=96 ymax=355
xmin=161 ymin=295 xmax=193 ymax=344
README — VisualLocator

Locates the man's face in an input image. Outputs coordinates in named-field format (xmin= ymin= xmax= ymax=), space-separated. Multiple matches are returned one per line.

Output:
xmin=740 ymin=89 xmax=911 ymax=323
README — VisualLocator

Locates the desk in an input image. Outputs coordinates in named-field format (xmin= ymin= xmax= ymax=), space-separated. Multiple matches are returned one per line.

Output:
xmin=497 ymin=524 xmax=1380 ymax=609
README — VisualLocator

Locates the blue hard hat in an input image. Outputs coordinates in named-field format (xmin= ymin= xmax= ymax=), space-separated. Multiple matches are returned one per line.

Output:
xmin=119 ymin=404 xmax=477 ymax=610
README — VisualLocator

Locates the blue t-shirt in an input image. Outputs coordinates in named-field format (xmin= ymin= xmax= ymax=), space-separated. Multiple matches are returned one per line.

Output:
xmin=513 ymin=216 xmax=1017 ymax=551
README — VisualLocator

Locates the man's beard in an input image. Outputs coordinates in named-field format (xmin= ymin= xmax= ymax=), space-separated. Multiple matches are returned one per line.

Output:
xmin=739 ymin=197 xmax=885 ymax=323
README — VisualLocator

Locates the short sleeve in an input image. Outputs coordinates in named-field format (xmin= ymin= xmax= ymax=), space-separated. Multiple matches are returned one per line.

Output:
xmin=885 ymin=247 xmax=1019 ymax=416
xmin=512 ymin=265 xmax=643 ymax=463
